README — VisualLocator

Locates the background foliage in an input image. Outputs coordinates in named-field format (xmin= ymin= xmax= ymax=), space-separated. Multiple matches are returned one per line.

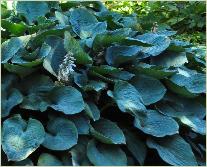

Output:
xmin=105 ymin=1 xmax=206 ymax=45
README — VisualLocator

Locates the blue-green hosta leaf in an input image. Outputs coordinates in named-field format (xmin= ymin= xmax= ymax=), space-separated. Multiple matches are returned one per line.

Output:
xmin=16 ymin=1 xmax=49 ymax=25
xmin=20 ymin=75 xmax=84 ymax=115
xmin=42 ymin=117 xmax=78 ymax=150
xmin=55 ymin=11 xmax=69 ymax=26
xmin=74 ymin=72 xmax=107 ymax=92
xmin=13 ymin=158 xmax=33 ymax=166
xmin=90 ymin=118 xmax=126 ymax=144
xmin=2 ymin=88 xmax=23 ymax=118
xmin=131 ymin=75 xmax=166 ymax=105
xmin=110 ymin=71 xmax=135 ymax=81
xmin=2 ymin=74 xmax=23 ymax=117
xmin=19 ymin=75 xmax=54 ymax=94
xmin=131 ymin=63 xmax=177 ymax=79
xmin=136 ymin=32 xmax=171 ymax=58
xmin=92 ymin=28 xmax=132 ymax=51
xmin=11 ymin=46 xmax=49 ymax=67
xmin=49 ymin=86 xmax=85 ymax=115
xmin=83 ymin=80 xmax=107 ymax=92
xmin=69 ymin=114 xmax=90 ymax=135
xmin=2 ymin=35 xmax=31 ymax=63
xmin=105 ymin=45 xmax=142 ymax=67
xmin=151 ymin=51 xmax=188 ymax=68
xmin=37 ymin=153 xmax=63 ymax=166
xmin=155 ymin=93 xmax=206 ymax=119
xmin=84 ymin=101 xmax=101 ymax=121
xmin=134 ymin=110 xmax=179 ymax=137
xmin=124 ymin=130 xmax=147 ymax=165
xmin=79 ymin=21 xmax=107 ymax=40
xmin=87 ymin=139 xmax=127 ymax=166
xmin=82 ymin=22 xmax=107 ymax=48
xmin=157 ymin=30 xmax=177 ymax=36
xmin=156 ymin=94 xmax=205 ymax=135
xmin=2 ymin=114 xmax=45 ymax=161
xmin=166 ymin=72 xmax=206 ymax=97
xmin=43 ymin=35 xmax=66 ymax=76
xmin=70 ymin=136 xmax=92 ymax=166
xmin=108 ymin=81 xmax=146 ymax=114
xmin=70 ymin=8 xmax=98 ymax=38
xmin=180 ymin=116 xmax=206 ymax=135
xmin=64 ymin=31 xmax=93 ymax=64
xmin=147 ymin=135 xmax=198 ymax=166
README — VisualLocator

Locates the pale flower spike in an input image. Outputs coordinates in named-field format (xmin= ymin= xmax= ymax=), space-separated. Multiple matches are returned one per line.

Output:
xmin=57 ymin=52 xmax=76 ymax=82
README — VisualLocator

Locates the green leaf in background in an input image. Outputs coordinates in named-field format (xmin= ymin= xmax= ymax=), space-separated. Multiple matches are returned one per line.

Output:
xmin=2 ymin=35 xmax=31 ymax=63
xmin=124 ymin=130 xmax=147 ymax=165
xmin=131 ymin=63 xmax=177 ymax=79
xmin=16 ymin=1 xmax=49 ymax=25
xmin=90 ymin=65 xmax=122 ymax=75
xmin=42 ymin=117 xmax=78 ymax=150
xmin=64 ymin=31 xmax=93 ymax=64
xmin=84 ymin=101 xmax=101 ymax=121
xmin=90 ymin=118 xmax=126 ymax=144
xmin=37 ymin=153 xmax=63 ymax=166
xmin=92 ymin=28 xmax=132 ymax=51
xmin=1 ymin=20 xmax=27 ymax=36
xmin=134 ymin=110 xmax=179 ymax=137
xmin=131 ymin=75 xmax=166 ymax=105
xmin=4 ymin=63 xmax=38 ymax=78
xmin=2 ymin=114 xmax=45 ymax=161
xmin=108 ymin=80 xmax=146 ymax=115
xmin=87 ymin=139 xmax=127 ymax=166
xmin=147 ymin=135 xmax=198 ymax=166
xmin=105 ymin=45 xmax=142 ymax=67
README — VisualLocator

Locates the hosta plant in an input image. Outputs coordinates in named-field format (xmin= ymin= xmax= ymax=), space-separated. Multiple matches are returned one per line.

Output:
xmin=1 ymin=1 xmax=206 ymax=166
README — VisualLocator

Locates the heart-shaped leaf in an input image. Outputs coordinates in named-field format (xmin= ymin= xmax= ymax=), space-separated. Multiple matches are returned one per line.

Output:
xmin=42 ymin=117 xmax=78 ymax=150
xmin=2 ymin=114 xmax=45 ymax=161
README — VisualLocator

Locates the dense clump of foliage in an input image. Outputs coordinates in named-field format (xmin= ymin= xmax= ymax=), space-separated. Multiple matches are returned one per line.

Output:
xmin=1 ymin=1 xmax=206 ymax=166
xmin=105 ymin=1 xmax=206 ymax=45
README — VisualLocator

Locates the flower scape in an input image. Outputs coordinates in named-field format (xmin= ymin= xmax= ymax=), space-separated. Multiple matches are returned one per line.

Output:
xmin=1 ymin=1 xmax=206 ymax=166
